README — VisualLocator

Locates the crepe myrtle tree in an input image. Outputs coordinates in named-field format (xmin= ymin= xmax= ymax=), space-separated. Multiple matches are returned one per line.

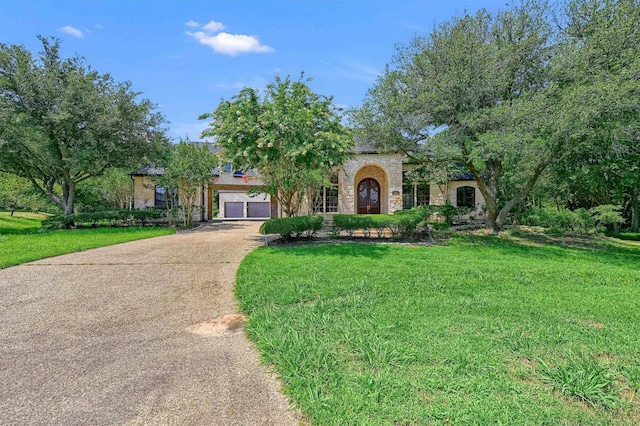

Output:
xmin=154 ymin=141 xmax=218 ymax=227
xmin=0 ymin=36 xmax=170 ymax=215
xmin=200 ymin=74 xmax=353 ymax=217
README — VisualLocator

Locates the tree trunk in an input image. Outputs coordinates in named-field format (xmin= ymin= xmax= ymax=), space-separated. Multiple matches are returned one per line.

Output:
xmin=61 ymin=181 xmax=76 ymax=216
xmin=10 ymin=195 xmax=18 ymax=216
xmin=630 ymin=188 xmax=639 ymax=233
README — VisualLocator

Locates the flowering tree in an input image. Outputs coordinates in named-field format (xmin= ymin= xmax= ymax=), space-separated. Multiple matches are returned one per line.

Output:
xmin=156 ymin=141 xmax=218 ymax=227
xmin=201 ymin=74 xmax=352 ymax=217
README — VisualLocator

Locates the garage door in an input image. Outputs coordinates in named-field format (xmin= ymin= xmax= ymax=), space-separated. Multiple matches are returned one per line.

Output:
xmin=224 ymin=202 xmax=244 ymax=218
xmin=247 ymin=202 xmax=270 ymax=218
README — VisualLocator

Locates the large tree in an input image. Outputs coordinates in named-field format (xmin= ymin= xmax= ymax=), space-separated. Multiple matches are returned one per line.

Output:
xmin=0 ymin=37 xmax=170 ymax=215
xmin=352 ymin=2 xmax=559 ymax=231
xmin=549 ymin=0 xmax=640 ymax=231
xmin=201 ymin=74 xmax=353 ymax=217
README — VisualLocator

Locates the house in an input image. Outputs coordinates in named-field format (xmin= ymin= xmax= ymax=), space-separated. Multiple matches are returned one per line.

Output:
xmin=131 ymin=142 xmax=485 ymax=221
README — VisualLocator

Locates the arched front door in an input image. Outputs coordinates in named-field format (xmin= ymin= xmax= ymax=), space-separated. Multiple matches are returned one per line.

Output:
xmin=357 ymin=178 xmax=380 ymax=214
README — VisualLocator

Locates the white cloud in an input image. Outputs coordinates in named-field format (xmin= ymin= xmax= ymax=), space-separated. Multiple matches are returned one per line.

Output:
xmin=95 ymin=23 xmax=103 ymax=30
xmin=59 ymin=26 xmax=84 ymax=38
xmin=201 ymin=20 xmax=225 ymax=32
xmin=185 ymin=19 xmax=273 ymax=56
xmin=187 ymin=31 xmax=273 ymax=56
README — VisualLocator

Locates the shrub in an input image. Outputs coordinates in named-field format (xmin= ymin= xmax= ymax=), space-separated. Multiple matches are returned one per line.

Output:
xmin=260 ymin=215 xmax=323 ymax=239
xmin=42 ymin=209 xmax=165 ymax=229
xmin=333 ymin=212 xmax=423 ymax=240
xmin=521 ymin=205 xmax=623 ymax=234
xmin=332 ymin=214 xmax=374 ymax=237
xmin=590 ymin=205 xmax=624 ymax=233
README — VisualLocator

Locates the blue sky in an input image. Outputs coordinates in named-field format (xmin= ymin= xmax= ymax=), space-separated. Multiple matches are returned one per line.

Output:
xmin=1 ymin=0 xmax=507 ymax=141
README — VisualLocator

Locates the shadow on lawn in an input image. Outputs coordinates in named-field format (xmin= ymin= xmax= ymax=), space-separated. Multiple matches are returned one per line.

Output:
xmin=454 ymin=231 xmax=640 ymax=271
xmin=266 ymin=240 xmax=394 ymax=259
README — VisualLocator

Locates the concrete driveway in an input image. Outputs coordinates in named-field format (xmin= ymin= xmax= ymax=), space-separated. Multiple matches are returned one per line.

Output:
xmin=0 ymin=222 xmax=299 ymax=425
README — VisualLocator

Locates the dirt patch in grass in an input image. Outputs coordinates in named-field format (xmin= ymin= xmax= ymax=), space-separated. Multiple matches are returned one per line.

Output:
xmin=186 ymin=313 xmax=248 ymax=336
xmin=578 ymin=320 xmax=605 ymax=329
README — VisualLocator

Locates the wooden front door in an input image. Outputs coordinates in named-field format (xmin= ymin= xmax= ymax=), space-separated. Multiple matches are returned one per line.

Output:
xmin=357 ymin=178 xmax=380 ymax=214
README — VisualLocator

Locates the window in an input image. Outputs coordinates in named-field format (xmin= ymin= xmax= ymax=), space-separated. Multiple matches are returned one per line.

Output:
xmin=155 ymin=186 xmax=177 ymax=209
xmin=155 ymin=186 xmax=167 ymax=208
xmin=456 ymin=186 xmax=475 ymax=208
xmin=416 ymin=183 xmax=430 ymax=206
xmin=312 ymin=174 xmax=339 ymax=213
xmin=403 ymin=172 xmax=430 ymax=209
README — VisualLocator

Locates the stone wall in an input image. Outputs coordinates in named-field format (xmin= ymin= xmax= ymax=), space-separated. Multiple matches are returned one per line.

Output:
xmin=133 ymin=176 xmax=156 ymax=210
xmin=339 ymin=153 xmax=403 ymax=214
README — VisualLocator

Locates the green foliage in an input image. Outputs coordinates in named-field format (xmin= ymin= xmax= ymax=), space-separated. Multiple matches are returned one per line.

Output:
xmin=0 ymin=227 xmax=174 ymax=269
xmin=539 ymin=353 xmax=622 ymax=409
xmin=0 ymin=36 xmax=170 ymax=215
xmin=521 ymin=206 xmax=604 ymax=233
xmin=42 ymin=209 xmax=165 ymax=230
xmin=611 ymin=232 xmax=640 ymax=242
xmin=154 ymin=141 xmax=218 ymax=227
xmin=0 ymin=172 xmax=56 ymax=213
xmin=332 ymin=212 xmax=424 ymax=239
xmin=236 ymin=236 xmax=640 ymax=423
xmin=202 ymin=74 xmax=353 ymax=217
xmin=259 ymin=215 xmax=323 ymax=239
xmin=352 ymin=2 xmax=556 ymax=231
xmin=590 ymin=205 xmax=624 ymax=231
xmin=0 ymin=211 xmax=48 ymax=234
xmin=75 ymin=168 xmax=135 ymax=212
xmin=352 ymin=0 xmax=640 ymax=233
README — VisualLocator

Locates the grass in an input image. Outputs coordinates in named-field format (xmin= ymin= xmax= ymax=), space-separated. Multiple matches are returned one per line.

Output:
xmin=615 ymin=232 xmax=640 ymax=242
xmin=0 ymin=211 xmax=49 ymax=234
xmin=236 ymin=231 xmax=640 ymax=424
xmin=0 ymin=212 xmax=175 ymax=269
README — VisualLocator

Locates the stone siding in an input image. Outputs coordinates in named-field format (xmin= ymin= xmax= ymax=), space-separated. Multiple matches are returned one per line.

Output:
xmin=339 ymin=153 xmax=403 ymax=214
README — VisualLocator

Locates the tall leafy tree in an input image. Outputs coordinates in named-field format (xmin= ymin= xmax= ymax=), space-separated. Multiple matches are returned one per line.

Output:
xmin=0 ymin=172 xmax=52 ymax=215
xmin=352 ymin=2 xmax=558 ymax=231
xmin=0 ymin=37 xmax=170 ymax=215
xmin=550 ymin=0 xmax=640 ymax=231
xmin=201 ymin=74 xmax=353 ymax=217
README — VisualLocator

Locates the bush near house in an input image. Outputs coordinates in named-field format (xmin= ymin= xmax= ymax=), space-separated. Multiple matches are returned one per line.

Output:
xmin=42 ymin=209 xmax=166 ymax=230
xmin=260 ymin=215 xmax=324 ymax=239
xmin=520 ymin=205 xmax=625 ymax=234
xmin=332 ymin=213 xmax=423 ymax=239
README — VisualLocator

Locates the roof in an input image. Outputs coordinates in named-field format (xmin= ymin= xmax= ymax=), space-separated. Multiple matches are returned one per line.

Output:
xmin=353 ymin=137 xmax=402 ymax=155
xmin=130 ymin=165 xmax=165 ymax=176
xmin=130 ymin=141 xmax=222 ymax=176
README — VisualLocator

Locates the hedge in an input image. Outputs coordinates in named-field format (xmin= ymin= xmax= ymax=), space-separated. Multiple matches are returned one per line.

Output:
xmin=332 ymin=212 xmax=423 ymax=239
xmin=42 ymin=209 xmax=166 ymax=229
xmin=259 ymin=215 xmax=324 ymax=239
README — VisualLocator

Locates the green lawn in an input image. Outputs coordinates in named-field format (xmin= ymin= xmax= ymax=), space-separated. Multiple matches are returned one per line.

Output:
xmin=236 ymin=232 xmax=640 ymax=425
xmin=0 ymin=212 xmax=175 ymax=269
xmin=0 ymin=211 xmax=49 ymax=234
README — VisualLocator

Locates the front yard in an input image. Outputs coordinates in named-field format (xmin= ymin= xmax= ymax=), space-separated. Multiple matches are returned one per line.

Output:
xmin=0 ymin=212 xmax=175 ymax=269
xmin=236 ymin=232 xmax=640 ymax=424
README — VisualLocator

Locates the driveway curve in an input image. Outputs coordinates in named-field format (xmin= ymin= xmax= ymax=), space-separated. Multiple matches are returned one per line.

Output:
xmin=0 ymin=222 xmax=299 ymax=425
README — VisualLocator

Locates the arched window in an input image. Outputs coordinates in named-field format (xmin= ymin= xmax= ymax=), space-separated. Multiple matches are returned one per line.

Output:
xmin=456 ymin=186 xmax=475 ymax=208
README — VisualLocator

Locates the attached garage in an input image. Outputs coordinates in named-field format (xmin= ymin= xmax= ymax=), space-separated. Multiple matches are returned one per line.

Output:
xmin=247 ymin=202 xmax=270 ymax=218
xmin=224 ymin=202 xmax=244 ymax=218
